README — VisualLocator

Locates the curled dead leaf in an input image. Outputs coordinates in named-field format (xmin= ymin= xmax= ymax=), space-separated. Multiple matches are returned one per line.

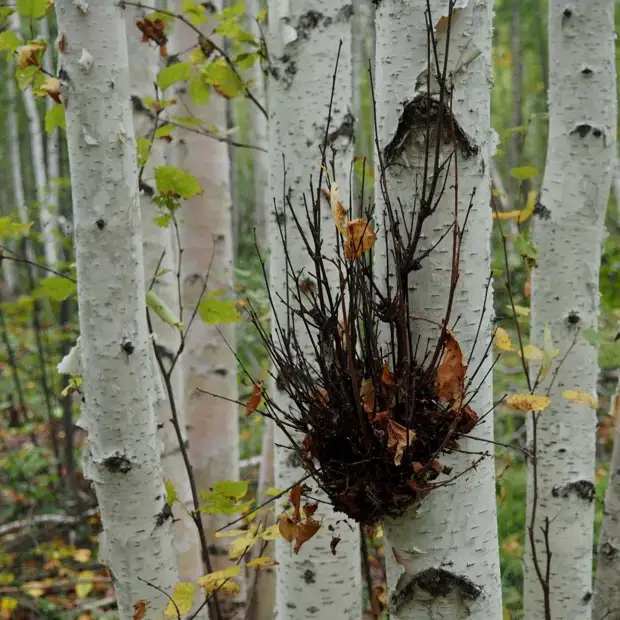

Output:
xmin=17 ymin=42 xmax=47 ymax=70
xmin=381 ymin=363 xmax=394 ymax=386
xmin=278 ymin=514 xmax=297 ymax=543
xmin=290 ymin=485 xmax=302 ymax=522
xmin=360 ymin=379 xmax=376 ymax=415
xmin=293 ymin=518 xmax=320 ymax=554
xmin=330 ymin=183 xmax=347 ymax=235
xmin=133 ymin=600 xmax=149 ymax=620
xmin=245 ymin=382 xmax=263 ymax=416
xmin=40 ymin=78 xmax=62 ymax=103
xmin=435 ymin=330 xmax=466 ymax=409
xmin=386 ymin=418 xmax=416 ymax=466
xmin=303 ymin=502 xmax=318 ymax=518
xmin=343 ymin=219 xmax=376 ymax=260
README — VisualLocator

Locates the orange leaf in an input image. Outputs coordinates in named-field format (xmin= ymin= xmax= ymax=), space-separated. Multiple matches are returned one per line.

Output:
xmin=133 ymin=601 xmax=149 ymax=620
xmin=290 ymin=485 xmax=302 ymax=523
xmin=303 ymin=502 xmax=318 ymax=518
xmin=435 ymin=330 xmax=466 ymax=409
xmin=343 ymin=219 xmax=377 ymax=260
xmin=245 ymin=382 xmax=263 ymax=416
xmin=381 ymin=363 xmax=394 ymax=386
xmin=278 ymin=515 xmax=297 ymax=543
xmin=330 ymin=183 xmax=347 ymax=235
xmin=360 ymin=379 xmax=376 ymax=415
xmin=293 ymin=518 xmax=320 ymax=554
xmin=386 ymin=419 xmax=416 ymax=466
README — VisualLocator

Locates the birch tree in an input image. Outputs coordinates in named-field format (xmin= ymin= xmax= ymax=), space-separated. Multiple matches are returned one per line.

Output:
xmin=169 ymin=3 xmax=244 ymax=615
xmin=55 ymin=0 xmax=178 ymax=614
xmin=11 ymin=6 xmax=59 ymax=270
xmin=524 ymin=3 xmax=617 ymax=619
xmin=267 ymin=1 xmax=361 ymax=618
xmin=373 ymin=1 xmax=502 ymax=618
xmin=593 ymin=382 xmax=620 ymax=620
xmin=125 ymin=5 xmax=203 ymax=586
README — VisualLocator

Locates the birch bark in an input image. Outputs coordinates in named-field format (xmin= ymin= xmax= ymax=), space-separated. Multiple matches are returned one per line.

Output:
xmin=11 ymin=7 xmax=58 ymax=270
xmin=593 ymin=381 xmax=620 ymax=620
xmin=267 ymin=1 xmax=361 ymax=618
xmin=55 ymin=1 xmax=178 ymax=615
xmin=374 ymin=2 xmax=502 ymax=618
xmin=170 ymin=3 xmax=243 ymax=616
xmin=524 ymin=2 xmax=617 ymax=619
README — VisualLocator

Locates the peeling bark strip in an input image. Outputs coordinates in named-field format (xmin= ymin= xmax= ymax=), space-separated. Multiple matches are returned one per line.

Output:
xmin=525 ymin=1 xmax=617 ymax=619
xmin=375 ymin=1 xmax=502 ymax=619
xmin=383 ymin=94 xmax=478 ymax=167
xmin=54 ymin=0 xmax=178 ymax=616
xmin=389 ymin=568 xmax=482 ymax=615
xmin=267 ymin=0 xmax=362 ymax=617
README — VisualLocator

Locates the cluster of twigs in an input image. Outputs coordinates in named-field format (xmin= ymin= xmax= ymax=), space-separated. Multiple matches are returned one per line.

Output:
xmin=245 ymin=6 xmax=491 ymax=526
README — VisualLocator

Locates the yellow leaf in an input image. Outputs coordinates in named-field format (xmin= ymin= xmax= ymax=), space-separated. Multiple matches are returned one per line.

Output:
xmin=519 ymin=344 xmax=544 ymax=361
xmin=246 ymin=556 xmax=278 ymax=568
xmin=215 ymin=529 xmax=249 ymax=539
xmin=40 ymin=77 xmax=61 ymax=103
xmin=494 ymin=327 xmax=514 ymax=351
xmin=343 ymin=219 xmax=376 ymax=260
xmin=0 ymin=574 xmax=14 ymax=586
xmin=541 ymin=324 xmax=559 ymax=377
xmin=72 ymin=548 xmax=91 ymax=563
xmin=562 ymin=390 xmax=598 ymax=409
xmin=518 ymin=190 xmax=537 ymax=223
xmin=24 ymin=581 xmax=46 ymax=598
xmin=261 ymin=524 xmax=282 ymax=540
xmin=75 ymin=571 xmax=94 ymax=599
xmin=0 ymin=598 xmax=17 ymax=611
xmin=330 ymin=183 xmax=347 ymax=235
xmin=197 ymin=566 xmax=241 ymax=594
xmin=506 ymin=394 xmax=551 ymax=412
xmin=164 ymin=582 xmax=195 ymax=616
xmin=229 ymin=534 xmax=258 ymax=560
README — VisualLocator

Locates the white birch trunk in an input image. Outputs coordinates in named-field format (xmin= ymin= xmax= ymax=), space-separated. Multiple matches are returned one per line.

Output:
xmin=55 ymin=1 xmax=178 ymax=615
xmin=524 ymin=3 xmax=617 ymax=619
xmin=613 ymin=155 xmax=620 ymax=228
xmin=267 ymin=1 xmax=361 ymax=618
xmin=374 ymin=2 xmax=502 ymax=618
xmin=170 ymin=4 xmax=243 ymax=616
xmin=125 ymin=5 xmax=204 ymax=589
xmin=11 ymin=8 xmax=59 ymax=270
xmin=593 ymin=379 xmax=620 ymax=620
xmin=245 ymin=0 xmax=270 ymax=247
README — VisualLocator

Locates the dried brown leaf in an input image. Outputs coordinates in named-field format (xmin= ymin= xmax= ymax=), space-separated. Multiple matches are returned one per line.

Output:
xmin=293 ymin=518 xmax=321 ymax=554
xmin=381 ymin=363 xmax=394 ymax=386
xmin=133 ymin=601 xmax=149 ymax=620
xmin=290 ymin=485 xmax=302 ymax=523
xmin=278 ymin=515 xmax=297 ymax=543
xmin=245 ymin=382 xmax=263 ymax=416
xmin=343 ymin=219 xmax=377 ymax=260
xmin=330 ymin=183 xmax=347 ymax=235
xmin=435 ymin=330 xmax=466 ymax=408
xmin=303 ymin=502 xmax=318 ymax=518
xmin=386 ymin=419 xmax=416 ymax=466
xmin=360 ymin=379 xmax=376 ymax=415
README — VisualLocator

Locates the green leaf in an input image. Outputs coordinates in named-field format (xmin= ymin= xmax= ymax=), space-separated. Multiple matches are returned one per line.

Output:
xmin=181 ymin=0 xmax=208 ymax=25
xmin=15 ymin=0 xmax=47 ymax=19
xmin=37 ymin=276 xmax=76 ymax=302
xmin=0 ymin=30 xmax=21 ymax=53
xmin=0 ymin=8 xmax=15 ymax=27
xmin=264 ymin=487 xmax=284 ymax=496
xmin=582 ymin=328 xmax=605 ymax=347
xmin=541 ymin=324 xmax=559 ymax=378
xmin=188 ymin=74 xmax=211 ymax=105
xmin=0 ymin=216 xmax=32 ymax=239
xmin=515 ymin=234 xmax=537 ymax=268
xmin=165 ymin=582 xmax=196 ymax=616
xmin=136 ymin=137 xmax=151 ymax=168
xmin=202 ymin=58 xmax=245 ymax=99
xmin=146 ymin=289 xmax=183 ymax=329
xmin=17 ymin=65 xmax=44 ymax=90
xmin=154 ymin=124 xmax=174 ymax=140
xmin=154 ymin=165 xmax=203 ymax=199
xmin=198 ymin=295 xmax=241 ymax=324
xmin=171 ymin=115 xmax=203 ymax=128
xmin=157 ymin=61 xmax=193 ymax=91
xmin=153 ymin=212 xmax=172 ymax=227
xmin=45 ymin=103 xmax=65 ymax=134
xmin=165 ymin=479 xmax=178 ymax=506
xmin=509 ymin=166 xmax=539 ymax=181
xmin=257 ymin=7 xmax=267 ymax=23
xmin=214 ymin=480 xmax=249 ymax=501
